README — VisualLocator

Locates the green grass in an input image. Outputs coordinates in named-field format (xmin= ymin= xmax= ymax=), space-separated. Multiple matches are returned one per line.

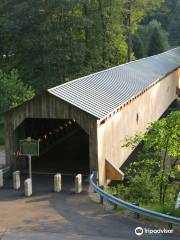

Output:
xmin=175 ymin=172 xmax=180 ymax=181
xmin=104 ymin=185 xmax=180 ymax=219
xmin=112 ymin=202 xmax=180 ymax=228
xmin=115 ymin=198 xmax=180 ymax=218
xmin=141 ymin=203 xmax=180 ymax=218
xmin=114 ymin=201 xmax=180 ymax=217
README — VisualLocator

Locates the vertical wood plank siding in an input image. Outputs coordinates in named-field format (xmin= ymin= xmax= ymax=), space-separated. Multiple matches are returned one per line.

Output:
xmin=5 ymin=93 xmax=98 ymax=172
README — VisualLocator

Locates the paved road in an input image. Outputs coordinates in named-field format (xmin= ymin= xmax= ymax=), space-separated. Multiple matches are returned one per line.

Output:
xmin=0 ymin=175 xmax=179 ymax=240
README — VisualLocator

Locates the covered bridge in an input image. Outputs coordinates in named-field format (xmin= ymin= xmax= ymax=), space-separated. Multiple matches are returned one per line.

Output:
xmin=5 ymin=48 xmax=180 ymax=185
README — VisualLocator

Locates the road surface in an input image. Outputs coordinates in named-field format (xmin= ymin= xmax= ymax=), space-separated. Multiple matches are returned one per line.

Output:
xmin=0 ymin=175 xmax=179 ymax=240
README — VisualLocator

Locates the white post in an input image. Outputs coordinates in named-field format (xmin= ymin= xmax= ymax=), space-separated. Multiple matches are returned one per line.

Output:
xmin=13 ymin=171 xmax=20 ymax=190
xmin=54 ymin=174 xmax=62 ymax=192
xmin=0 ymin=170 xmax=3 ymax=188
xmin=24 ymin=178 xmax=32 ymax=197
xmin=75 ymin=174 xmax=82 ymax=193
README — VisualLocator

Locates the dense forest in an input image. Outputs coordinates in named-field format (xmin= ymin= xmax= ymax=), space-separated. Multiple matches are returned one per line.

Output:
xmin=0 ymin=0 xmax=180 ymax=115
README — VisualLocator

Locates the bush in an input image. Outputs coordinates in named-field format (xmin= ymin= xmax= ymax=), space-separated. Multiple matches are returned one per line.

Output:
xmin=0 ymin=69 xmax=35 ymax=145
xmin=124 ymin=171 xmax=158 ymax=204
xmin=105 ymin=172 xmax=180 ymax=217
xmin=0 ymin=69 xmax=35 ymax=114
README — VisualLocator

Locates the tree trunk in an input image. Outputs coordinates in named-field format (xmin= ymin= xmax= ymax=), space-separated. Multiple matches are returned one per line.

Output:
xmin=126 ymin=3 xmax=132 ymax=62
xmin=82 ymin=1 xmax=90 ymax=64
xmin=159 ymin=138 xmax=169 ymax=204
xmin=98 ymin=0 xmax=106 ymax=65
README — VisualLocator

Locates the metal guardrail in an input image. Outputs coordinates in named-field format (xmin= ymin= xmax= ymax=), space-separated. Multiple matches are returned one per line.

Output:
xmin=90 ymin=172 xmax=180 ymax=225
xmin=1 ymin=166 xmax=10 ymax=174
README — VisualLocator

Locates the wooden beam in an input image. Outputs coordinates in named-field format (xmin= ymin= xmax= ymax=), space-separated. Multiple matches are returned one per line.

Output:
xmin=105 ymin=159 xmax=124 ymax=181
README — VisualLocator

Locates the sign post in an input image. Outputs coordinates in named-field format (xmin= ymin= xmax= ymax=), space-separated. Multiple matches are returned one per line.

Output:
xmin=28 ymin=155 xmax=32 ymax=181
xmin=19 ymin=137 xmax=39 ymax=182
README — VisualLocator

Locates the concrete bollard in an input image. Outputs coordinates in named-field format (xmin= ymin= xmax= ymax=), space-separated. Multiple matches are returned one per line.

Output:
xmin=54 ymin=174 xmax=62 ymax=192
xmin=24 ymin=178 xmax=32 ymax=197
xmin=13 ymin=171 xmax=20 ymax=190
xmin=75 ymin=174 xmax=82 ymax=193
xmin=0 ymin=170 xmax=3 ymax=188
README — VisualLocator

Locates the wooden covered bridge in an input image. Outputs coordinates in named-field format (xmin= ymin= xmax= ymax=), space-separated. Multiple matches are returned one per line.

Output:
xmin=5 ymin=48 xmax=180 ymax=185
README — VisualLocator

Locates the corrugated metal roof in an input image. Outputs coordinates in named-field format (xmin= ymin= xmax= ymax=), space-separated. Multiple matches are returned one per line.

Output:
xmin=48 ymin=48 xmax=180 ymax=119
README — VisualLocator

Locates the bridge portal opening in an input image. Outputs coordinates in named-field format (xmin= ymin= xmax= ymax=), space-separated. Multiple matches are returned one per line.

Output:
xmin=16 ymin=118 xmax=89 ymax=175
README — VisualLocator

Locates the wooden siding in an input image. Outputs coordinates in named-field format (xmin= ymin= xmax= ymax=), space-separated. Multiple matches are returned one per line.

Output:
xmin=5 ymin=93 xmax=98 ymax=172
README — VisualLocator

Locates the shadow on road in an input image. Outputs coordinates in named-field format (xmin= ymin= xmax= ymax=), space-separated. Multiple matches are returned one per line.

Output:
xmin=0 ymin=174 xmax=179 ymax=240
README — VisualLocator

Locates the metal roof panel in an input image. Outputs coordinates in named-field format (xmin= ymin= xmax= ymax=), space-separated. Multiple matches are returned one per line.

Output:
xmin=48 ymin=48 xmax=180 ymax=119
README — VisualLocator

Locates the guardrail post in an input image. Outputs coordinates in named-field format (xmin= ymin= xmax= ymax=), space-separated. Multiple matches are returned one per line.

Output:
xmin=99 ymin=186 xmax=104 ymax=204
xmin=54 ymin=173 xmax=61 ymax=192
xmin=13 ymin=171 xmax=20 ymax=190
xmin=133 ymin=203 xmax=140 ymax=219
xmin=24 ymin=178 xmax=32 ymax=197
xmin=75 ymin=174 xmax=82 ymax=193
xmin=0 ymin=170 xmax=3 ymax=188
xmin=113 ymin=194 xmax=118 ymax=210
xmin=166 ymin=212 xmax=173 ymax=229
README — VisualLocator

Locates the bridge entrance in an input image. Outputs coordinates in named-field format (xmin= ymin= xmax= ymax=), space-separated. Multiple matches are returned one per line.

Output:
xmin=16 ymin=118 xmax=89 ymax=175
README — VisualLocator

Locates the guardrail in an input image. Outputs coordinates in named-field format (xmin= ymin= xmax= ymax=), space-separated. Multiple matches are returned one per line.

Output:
xmin=1 ymin=166 xmax=10 ymax=174
xmin=90 ymin=172 xmax=180 ymax=225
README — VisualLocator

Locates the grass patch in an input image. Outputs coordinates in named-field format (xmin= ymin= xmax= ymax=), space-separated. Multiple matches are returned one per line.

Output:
xmin=141 ymin=203 xmax=180 ymax=218
xmin=104 ymin=185 xmax=180 ymax=218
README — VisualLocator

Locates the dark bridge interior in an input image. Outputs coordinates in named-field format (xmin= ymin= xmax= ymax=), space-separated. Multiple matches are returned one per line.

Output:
xmin=17 ymin=118 xmax=89 ymax=175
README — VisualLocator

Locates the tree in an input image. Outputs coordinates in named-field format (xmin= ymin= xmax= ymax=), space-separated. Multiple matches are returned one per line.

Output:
xmin=135 ymin=20 xmax=169 ymax=56
xmin=168 ymin=0 xmax=180 ymax=47
xmin=0 ymin=69 xmax=35 ymax=114
xmin=123 ymin=111 xmax=180 ymax=205
xmin=0 ymin=0 xmax=128 ymax=93
xmin=118 ymin=0 xmax=164 ymax=61
xmin=140 ymin=0 xmax=180 ymax=48
xmin=148 ymin=25 xmax=166 ymax=56
xmin=132 ymin=33 xmax=145 ymax=58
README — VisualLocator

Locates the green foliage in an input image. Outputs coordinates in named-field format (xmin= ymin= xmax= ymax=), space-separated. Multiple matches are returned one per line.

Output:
xmin=148 ymin=24 xmax=168 ymax=55
xmin=168 ymin=0 xmax=180 ymax=46
xmin=0 ymin=0 xmax=128 ymax=92
xmin=0 ymin=118 xmax=4 ymax=145
xmin=0 ymin=0 xmax=167 ymax=90
xmin=118 ymin=0 xmax=164 ymax=61
xmin=119 ymin=0 xmax=164 ymax=32
xmin=0 ymin=69 xmax=34 ymax=144
xmin=0 ymin=69 xmax=35 ymax=113
xmin=123 ymin=111 xmax=180 ymax=206
xmin=141 ymin=0 xmax=179 ymax=48
xmin=134 ymin=20 xmax=169 ymax=57
xmin=106 ymin=177 xmax=179 ymax=217
xmin=0 ymin=0 xmax=176 ymax=96
xmin=141 ymin=201 xmax=180 ymax=218
xmin=132 ymin=34 xmax=145 ymax=58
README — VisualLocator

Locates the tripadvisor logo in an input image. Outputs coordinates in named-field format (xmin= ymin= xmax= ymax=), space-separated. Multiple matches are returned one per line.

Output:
xmin=135 ymin=227 xmax=174 ymax=236
xmin=135 ymin=227 xmax=143 ymax=236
